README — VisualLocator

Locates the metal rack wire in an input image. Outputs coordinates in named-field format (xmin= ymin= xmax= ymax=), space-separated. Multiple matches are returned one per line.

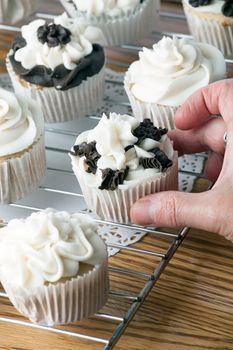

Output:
xmin=0 ymin=8 xmax=230 ymax=350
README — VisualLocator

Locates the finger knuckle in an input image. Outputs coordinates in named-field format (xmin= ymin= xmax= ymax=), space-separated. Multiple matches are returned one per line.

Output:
xmin=163 ymin=193 xmax=180 ymax=227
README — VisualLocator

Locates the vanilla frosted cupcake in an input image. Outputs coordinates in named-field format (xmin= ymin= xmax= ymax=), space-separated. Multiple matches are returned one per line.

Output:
xmin=0 ymin=209 xmax=109 ymax=326
xmin=60 ymin=0 xmax=159 ymax=46
xmin=6 ymin=13 xmax=105 ymax=123
xmin=70 ymin=113 xmax=178 ymax=224
xmin=0 ymin=88 xmax=45 ymax=204
xmin=0 ymin=0 xmax=38 ymax=24
xmin=124 ymin=36 xmax=226 ymax=130
xmin=182 ymin=0 xmax=233 ymax=59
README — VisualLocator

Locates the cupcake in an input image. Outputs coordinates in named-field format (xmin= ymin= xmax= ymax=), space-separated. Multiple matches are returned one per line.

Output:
xmin=0 ymin=88 xmax=45 ymax=204
xmin=70 ymin=113 xmax=178 ymax=224
xmin=0 ymin=0 xmax=38 ymax=24
xmin=6 ymin=13 xmax=106 ymax=123
xmin=0 ymin=209 xmax=109 ymax=326
xmin=60 ymin=0 xmax=159 ymax=46
xmin=124 ymin=35 xmax=226 ymax=130
xmin=182 ymin=0 xmax=233 ymax=59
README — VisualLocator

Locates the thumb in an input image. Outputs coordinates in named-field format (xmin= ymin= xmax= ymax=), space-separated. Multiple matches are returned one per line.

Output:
xmin=130 ymin=191 xmax=215 ymax=232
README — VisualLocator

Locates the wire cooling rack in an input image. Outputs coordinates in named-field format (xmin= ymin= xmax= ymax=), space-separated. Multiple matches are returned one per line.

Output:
xmin=0 ymin=7 xmax=231 ymax=350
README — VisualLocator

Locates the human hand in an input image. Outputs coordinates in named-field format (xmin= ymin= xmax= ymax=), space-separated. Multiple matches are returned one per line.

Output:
xmin=131 ymin=79 xmax=233 ymax=239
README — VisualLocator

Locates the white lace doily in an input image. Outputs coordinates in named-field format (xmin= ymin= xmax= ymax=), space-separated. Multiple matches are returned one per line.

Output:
xmin=0 ymin=71 xmax=205 ymax=257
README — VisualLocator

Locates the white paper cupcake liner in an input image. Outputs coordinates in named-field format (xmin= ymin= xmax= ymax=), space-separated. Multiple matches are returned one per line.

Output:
xmin=182 ymin=1 xmax=233 ymax=59
xmin=1 ymin=258 xmax=109 ymax=326
xmin=60 ymin=0 xmax=159 ymax=46
xmin=6 ymin=57 xmax=105 ymax=123
xmin=0 ymin=0 xmax=38 ymax=24
xmin=124 ymin=72 xmax=178 ymax=130
xmin=0 ymin=133 xmax=46 ymax=204
xmin=72 ymin=153 xmax=178 ymax=224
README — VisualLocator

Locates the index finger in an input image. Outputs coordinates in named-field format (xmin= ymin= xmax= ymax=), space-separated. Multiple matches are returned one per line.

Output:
xmin=175 ymin=79 xmax=233 ymax=130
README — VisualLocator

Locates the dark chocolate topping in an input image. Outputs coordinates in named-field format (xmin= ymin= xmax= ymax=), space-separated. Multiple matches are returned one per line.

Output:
xmin=140 ymin=157 xmax=161 ymax=170
xmin=222 ymin=0 xmax=233 ymax=17
xmin=149 ymin=147 xmax=173 ymax=171
xmin=188 ymin=0 xmax=211 ymax=7
xmin=71 ymin=141 xmax=100 ymax=174
xmin=11 ymin=36 xmax=26 ymax=51
xmin=9 ymin=38 xmax=105 ymax=90
xmin=99 ymin=167 xmax=129 ymax=191
xmin=37 ymin=24 xmax=71 ymax=47
xmin=124 ymin=145 xmax=134 ymax=152
xmin=133 ymin=119 xmax=168 ymax=144
xmin=189 ymin=0 xmax=233 ymax=17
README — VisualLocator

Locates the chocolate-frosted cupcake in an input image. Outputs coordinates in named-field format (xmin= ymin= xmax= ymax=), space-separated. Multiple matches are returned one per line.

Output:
xmin=124 ymin=35 xmax=226 ymax=130
xmin=60 ymin=0 xmax=159 ymax=46
xmin=6 ymin=13 xmax=106 ymax=123
xmin=182 ymin=0 xmax=233 ymax=58
xmin=0 ymin=209 xmax=109 ymax=326
xmin=0 ymin=0 xmax=38 ymax=24
xmin=70 ymin=112 xmax=178 ymax=224
xmin=0 ymin=87 xmax=45 ymax=204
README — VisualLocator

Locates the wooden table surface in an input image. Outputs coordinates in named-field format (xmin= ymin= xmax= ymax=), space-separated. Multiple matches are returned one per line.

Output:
xmin=0 ymin=1 xmax=233 ymax=350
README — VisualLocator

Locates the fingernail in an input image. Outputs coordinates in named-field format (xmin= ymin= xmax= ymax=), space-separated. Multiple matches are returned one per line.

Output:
xmin=130 ymin=198 xmax=154 ymax=225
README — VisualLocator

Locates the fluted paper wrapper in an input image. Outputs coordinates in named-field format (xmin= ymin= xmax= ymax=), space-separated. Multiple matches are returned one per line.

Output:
xmin=1 ymin=258 xmax=109 ymax=326
xmin=0 ymin=134 xmax=46 ymax=204
xmin=124 ymin=72 xmax=178 ymax=130
xmin=72 ymin=153 xmax=178 ymax=224
xmin=6 ymin=58 xmax=105 ymax=123
xmin=182 ymin=0 xmax=233 ymax=59
xmin=0 ymin=0 xmax=38 ymax=24
xmin=60 ymin=0 xmax=159 ymax=46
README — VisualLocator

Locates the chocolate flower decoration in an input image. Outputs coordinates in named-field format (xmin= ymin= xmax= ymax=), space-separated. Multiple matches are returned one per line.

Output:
xmin=222 ymin=0 xmax=233 ymax=17
xmin=188 ymin=0 xmax=211 ymax=7
xmin=133 ymin=119 xmax=167 ymax=144
xmin=71 ymin=141 xmax=100 ymax=174
xmin=37 ymin=24 xmax=71 ymax=48
xmin=99 ymin=168 xmax=129 ymax=191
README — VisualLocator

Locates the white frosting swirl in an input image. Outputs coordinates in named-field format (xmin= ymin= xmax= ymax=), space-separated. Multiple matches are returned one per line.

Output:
xmin=88 ymin=113 xmax=138 ymax=170
xmin=0 ymin=88 xmax=40 ymax=157
xmin=127 ymin=36 xmax=226 ymax=106
xmin=71 ymin=112 xmax=174 ymax=188
xmin=185 ymin=0 xmax=224 ymax=14
xmin=14 ymin=13 xmax=105 ymax=71
xmin=73 ymin=0 xmax=141 ymax=17
xmin=0 ymin=209 xmax=107 ymax=289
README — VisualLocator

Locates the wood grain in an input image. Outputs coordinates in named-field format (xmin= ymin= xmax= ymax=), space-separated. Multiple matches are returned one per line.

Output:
xmin=0 ymin=2 xmax=233 ymax=350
